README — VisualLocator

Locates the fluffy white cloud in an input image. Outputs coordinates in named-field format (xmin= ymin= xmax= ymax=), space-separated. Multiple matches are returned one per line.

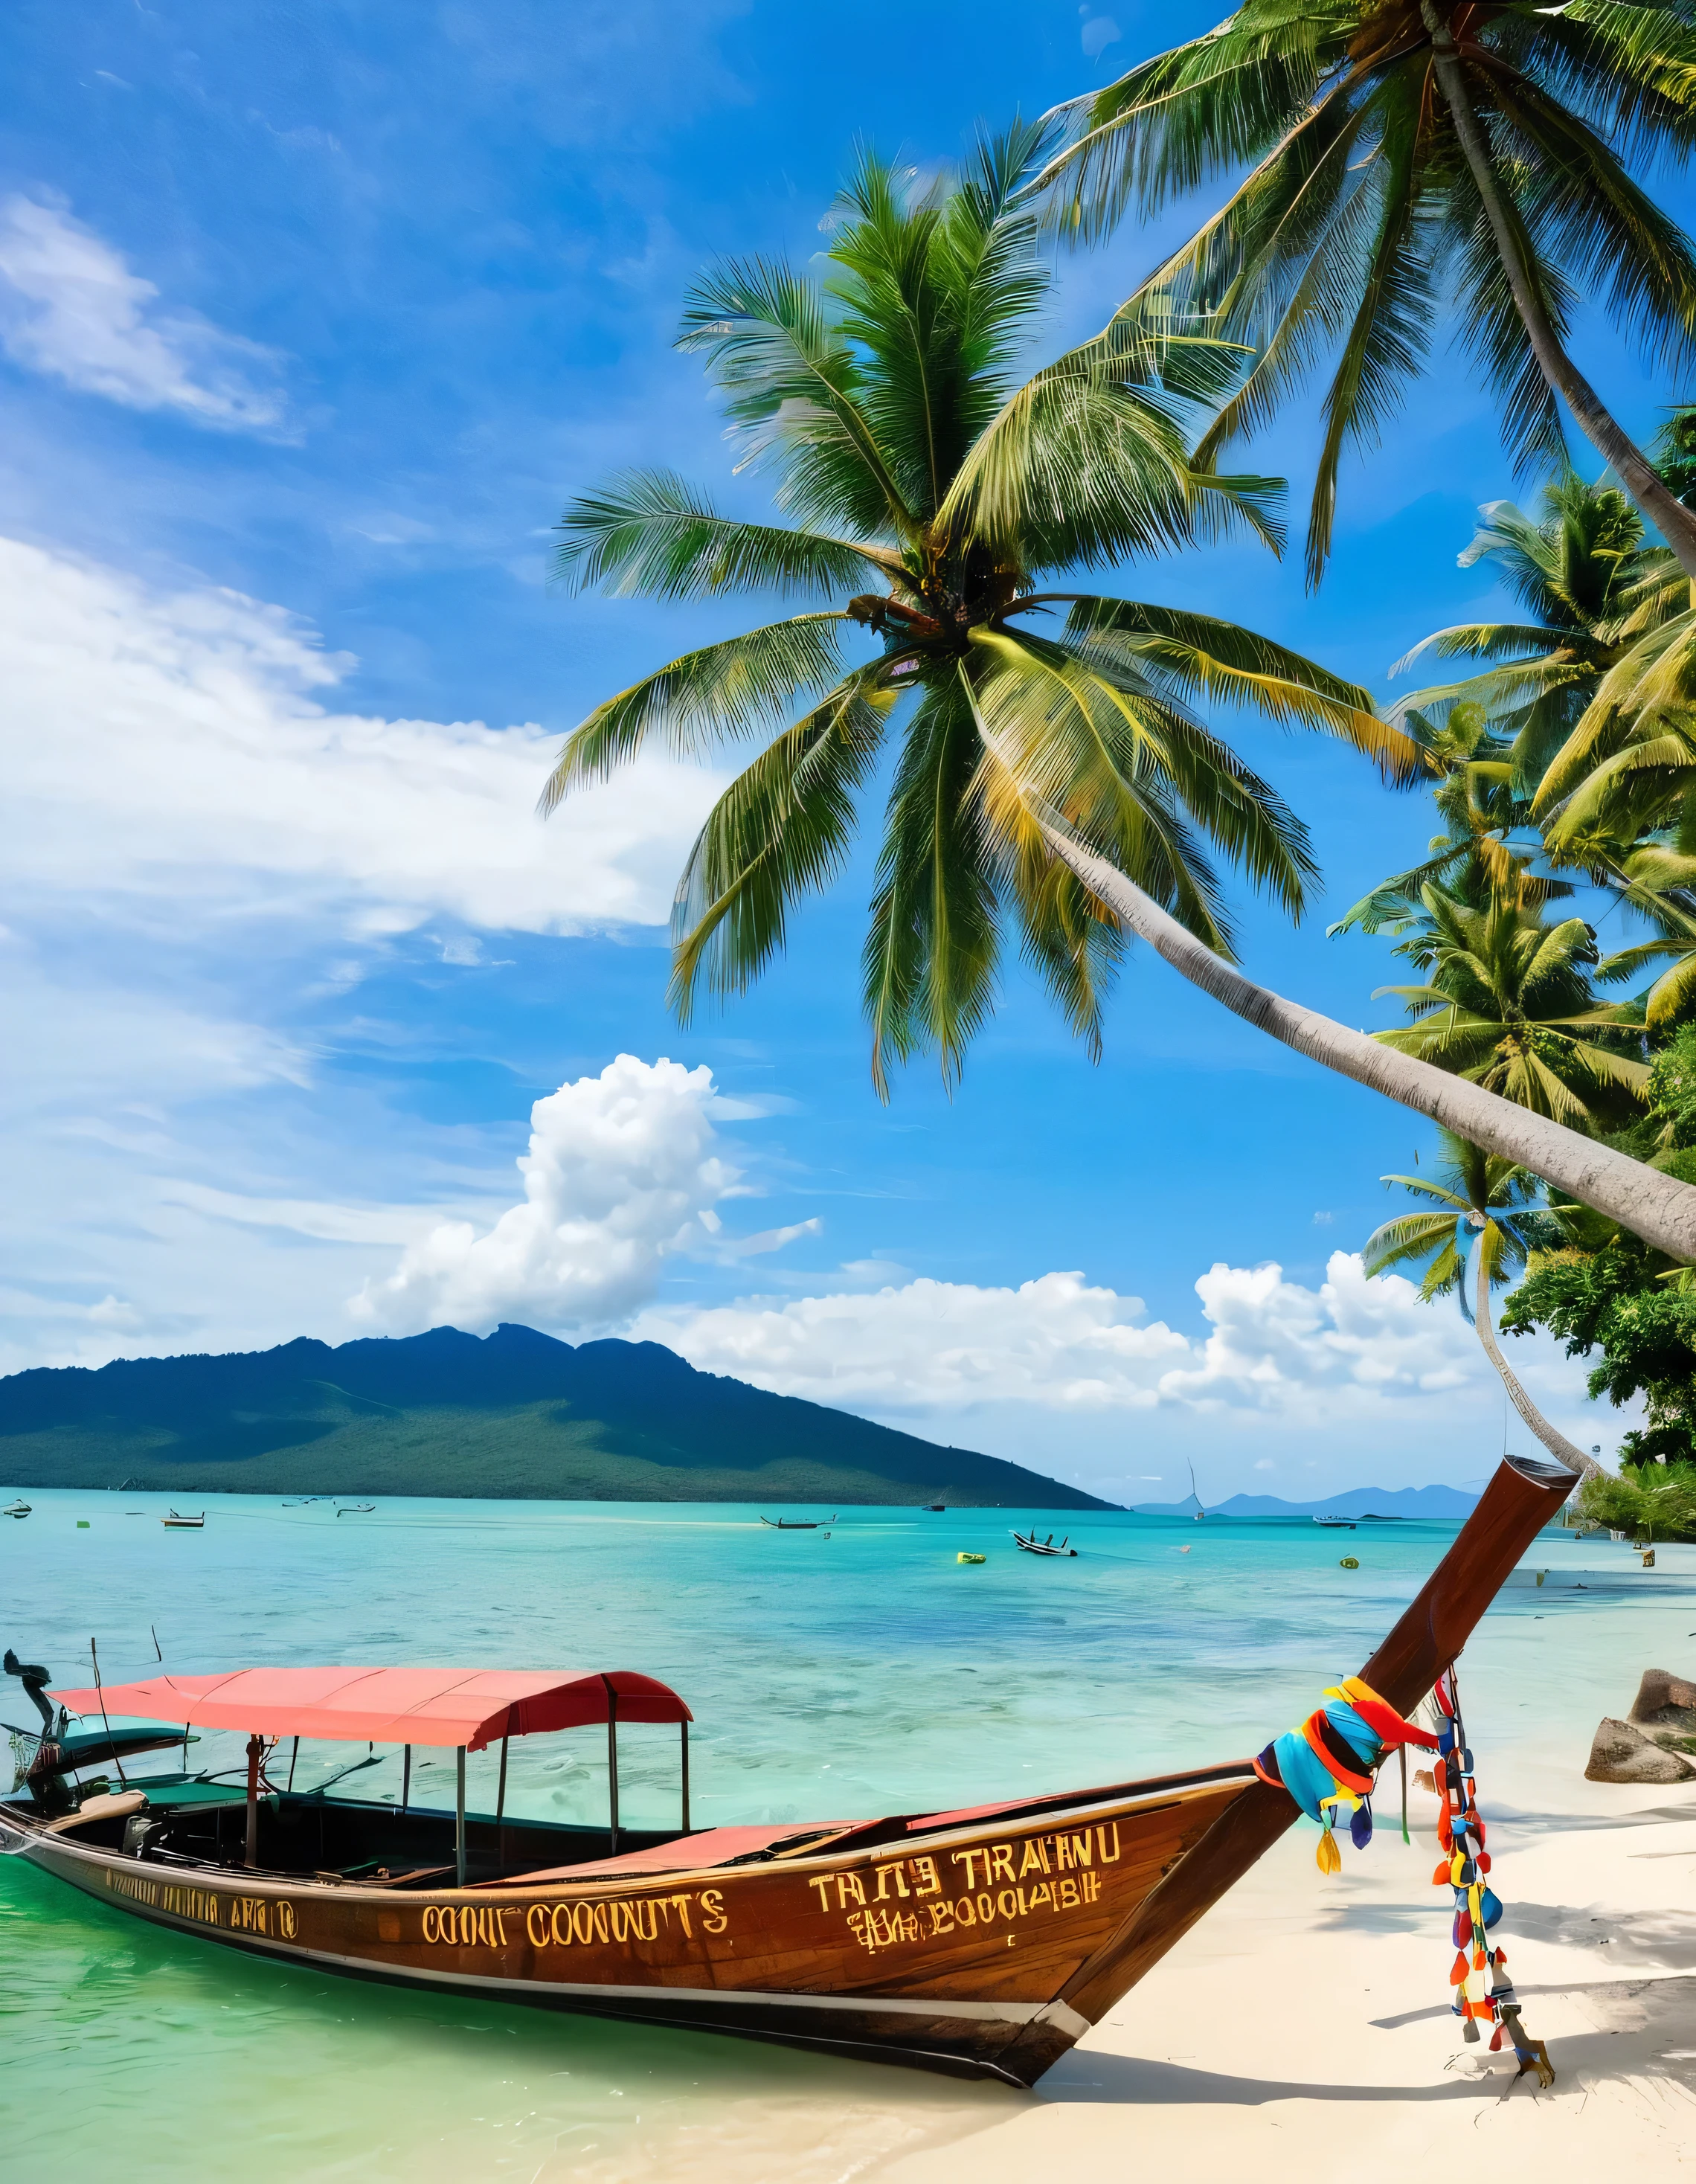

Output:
xmin=351 ymin=1055 xmax=747 ymax=1335
xmin=0 ymin=535 xmax=722 ymax=935
xmin=0 ymin=194 xmax=286 ymax=431
xmin=643 ymin=1250 xmax=1579 ymax=1429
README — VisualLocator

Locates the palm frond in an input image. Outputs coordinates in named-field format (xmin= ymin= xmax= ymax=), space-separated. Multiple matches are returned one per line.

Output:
xmin=539 ymin=615 xmax=849 ymax=809
xmin=670 ymin=669 xmax=896 ymax=1018
xmin=556 ymin=471 xmax=902 ymax=598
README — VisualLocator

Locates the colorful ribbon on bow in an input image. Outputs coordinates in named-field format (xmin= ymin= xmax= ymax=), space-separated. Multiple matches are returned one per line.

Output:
xmin=1253 ymin=1674 xmax=1439 ymax=1872
xmin=1427 ymin=1667 xmax=1555 ymax=2087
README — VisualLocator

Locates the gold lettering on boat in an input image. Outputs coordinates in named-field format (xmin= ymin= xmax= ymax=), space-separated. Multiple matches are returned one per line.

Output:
xmin=987 ymin=1845 xmax=1015 ymax=1885
xmin=104 ymin=1869 xmax=161 ymax=1909
xmin=873 ymin=1861 xmax=910 ymax=1901
xmin=505 ymin=1889 xmax=722 ymax=1952
xmin=910 ymin=1855 xmax=940 ymax=1896
xmin=843 ymin=1857 xmax=1102 ymax=1953
xmin=847 ymin=1904 xmax=920 ymax=1953
xmin=836 ymin=1872 xmax=866 ymax=1909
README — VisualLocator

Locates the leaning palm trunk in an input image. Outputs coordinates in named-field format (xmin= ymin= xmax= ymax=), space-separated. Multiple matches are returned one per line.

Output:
xmin=1041 ymin=826 xmax=1696 ymax=1262
xmin=1470 ymin=1236 xmax=1593 ymax=1477
xmin=1418 ymin=1 xmax=1696 ymax=582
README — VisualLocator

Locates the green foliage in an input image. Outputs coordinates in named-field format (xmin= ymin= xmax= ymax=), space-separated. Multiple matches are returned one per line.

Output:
xmin=1027 ymin=2 xmax=1696 ymax=581
xmin=1573 ymin=1459 xmax=1696 ymax=1541
xmin=1648 ymin=1023 xmax=1696 ymax=1147
xmin=1362 ymin=1128 xmax=1546 ymax=1305
xmin=545 ymin=128 xmax=1419 ymax=1093
xmin=1655 ymin=403 xmax=1696 ymax=510
xmin=1503 ymin=1234 xmax=1696 ymax=1463
xmin=1370 ymin=884 xmax=1649 ymax=1128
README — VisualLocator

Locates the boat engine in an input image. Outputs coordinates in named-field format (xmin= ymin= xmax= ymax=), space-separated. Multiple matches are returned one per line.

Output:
xmin=4 ymin=1648 xmax=74 ymax=1814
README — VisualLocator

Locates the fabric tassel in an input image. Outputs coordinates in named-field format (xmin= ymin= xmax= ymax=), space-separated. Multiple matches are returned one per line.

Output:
xmin=1350 ymin=1799 xmax=1372 ymax=1850
xmin=1450 ymin=1950 xmax=1468 ymax=1985
xmin=1316 ymin=1825 xmax=1341 ymax=1875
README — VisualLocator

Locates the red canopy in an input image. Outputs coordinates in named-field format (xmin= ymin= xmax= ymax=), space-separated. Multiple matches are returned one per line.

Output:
xmin=49 ymin=1666 xmax=692 ymax=1752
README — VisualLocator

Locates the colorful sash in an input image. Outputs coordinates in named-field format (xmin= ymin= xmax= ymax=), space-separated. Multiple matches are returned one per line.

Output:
xmin=1254 ymin=1674 xmax=1438 ymax=1872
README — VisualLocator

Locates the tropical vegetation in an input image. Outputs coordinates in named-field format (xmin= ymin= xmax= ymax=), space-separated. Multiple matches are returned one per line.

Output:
xmin=1023 ymin=1 xmax=1696 ymax=583
xmin=539 ymin=128 xmax=1696 ymax=1259
xmin=1343 ymin=470 xmax=1696 ymax=1465
xmin=1502 ymin=1026 xmax=1696 ymax=1465
xmin=1361 ymin=1128 xmax=1587 ymax=1468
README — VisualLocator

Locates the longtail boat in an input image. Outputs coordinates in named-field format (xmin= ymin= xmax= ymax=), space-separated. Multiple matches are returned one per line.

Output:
xmin=0 ymin=1450 xmax=1574 ymax=2085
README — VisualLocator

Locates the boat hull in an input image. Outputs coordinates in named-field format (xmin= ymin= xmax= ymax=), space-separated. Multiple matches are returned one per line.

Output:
xmin=0 ymin=1767 xmax=1251 ymax=2082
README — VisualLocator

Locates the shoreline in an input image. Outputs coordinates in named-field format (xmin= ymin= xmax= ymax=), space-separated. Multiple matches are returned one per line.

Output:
xmin=878 ymin=1541 xmax=1696 ymax=2183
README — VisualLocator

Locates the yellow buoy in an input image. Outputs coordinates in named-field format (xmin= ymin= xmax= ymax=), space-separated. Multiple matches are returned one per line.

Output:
xmin=1339 ymin=1555 xmax=1359 ymax=1569
xmin=957 ymin=1552 xmax=986 ymax=1564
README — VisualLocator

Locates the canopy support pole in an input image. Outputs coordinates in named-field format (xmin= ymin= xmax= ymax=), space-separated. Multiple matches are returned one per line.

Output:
xmin=607 ymin=1700 xmax=620 ymax=1856
xmin=400 ymin=1744 xmax=411 ymax=1816
xmin=454 ymin=1747 xmax=466 ymax=1887
xmin=244 ymin=1733 xmax=262 ymax=1869
xmin=495 ymin=1733 xmax=509 ymax=1866
xmin=680 ymin=1721 xmax=690 ymax=1834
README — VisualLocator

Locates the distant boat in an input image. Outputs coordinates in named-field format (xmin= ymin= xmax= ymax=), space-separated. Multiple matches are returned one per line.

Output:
xmin=1313 ymin=1516 xmax=1357 ymax=1530
xmin=161 ymin=1511 xmax=204 ymax=1529
xmin=1012 ymin=1529 xmax=1076 ymax=1558
xmin=759 ymin=1515 xmax=836 ymax=1530
xmin=957 ymin=1551 xmax=986 ymax=1564
xmin=335 ymin=1503 xmax=376 ymax=1517
xmin=924 ymin=1504 xmax=945 ymax=1512
xmin=2 ymin=1500 xmax=29 ymax=1519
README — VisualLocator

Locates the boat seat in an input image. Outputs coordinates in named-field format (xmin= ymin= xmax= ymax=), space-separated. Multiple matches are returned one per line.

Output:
xmin=491 ymin=1822 xmax=863 ymax=1886
xmin=46 ymin=1790 xmax=148 ymax=1834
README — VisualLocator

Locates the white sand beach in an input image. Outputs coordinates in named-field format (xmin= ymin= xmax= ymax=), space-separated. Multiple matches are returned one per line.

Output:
xmin=872 ymin=1549 xmax=1696 ymax=2184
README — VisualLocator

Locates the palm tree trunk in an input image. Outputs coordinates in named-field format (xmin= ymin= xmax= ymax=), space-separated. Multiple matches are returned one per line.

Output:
xmin=1471 ymin=1239 xmax=1589 ymax=1477
xmin=1040 ymin=823 xmax=1696 ymax=1261
xmin=1419 ymin=1 xmax=1696 ymax=583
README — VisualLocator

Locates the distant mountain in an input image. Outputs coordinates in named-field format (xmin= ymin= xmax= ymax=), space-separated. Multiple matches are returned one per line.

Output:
xmin=1131 ymin=1484 xmax=1481 ymax=1519
xmin=0 ymin=1323 xmax=1116 ymax=1509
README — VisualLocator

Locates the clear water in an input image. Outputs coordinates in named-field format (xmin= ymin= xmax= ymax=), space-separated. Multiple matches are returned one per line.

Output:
xmin=0 ymin=1488 xmax=1681 ymax=2179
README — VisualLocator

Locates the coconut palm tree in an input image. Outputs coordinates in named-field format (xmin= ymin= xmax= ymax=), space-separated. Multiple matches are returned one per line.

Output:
xmin=540 ymin=126 xmax=1696 ymax=1261
xmin=1332 ymin=475 xmax=1677 ymax=908
xmin=1374 ymin=881 xmax=1651 ymax=1126
xmin=1363 ymin=1128 xmax=1590 ymax=1468
xmin=1012 ymin=1 xmax=1696 ymax=584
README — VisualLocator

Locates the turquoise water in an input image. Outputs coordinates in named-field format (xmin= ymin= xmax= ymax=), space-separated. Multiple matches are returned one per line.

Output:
xmin=0 ymin=1488 xmax=1677 ymax=2179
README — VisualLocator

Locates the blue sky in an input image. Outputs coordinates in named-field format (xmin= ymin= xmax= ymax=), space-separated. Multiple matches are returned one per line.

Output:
xmin=0 ymin=1 xmax=1677 ymax=1496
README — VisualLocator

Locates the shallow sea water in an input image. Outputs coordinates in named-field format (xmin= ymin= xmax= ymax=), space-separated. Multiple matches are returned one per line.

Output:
xmin=1 ymin=1488 xmax=1687 ymax=2180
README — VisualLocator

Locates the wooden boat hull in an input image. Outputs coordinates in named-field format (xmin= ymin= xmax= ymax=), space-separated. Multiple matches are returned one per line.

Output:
xmin=0 ymin=1767 xmax=1252 ymax=2081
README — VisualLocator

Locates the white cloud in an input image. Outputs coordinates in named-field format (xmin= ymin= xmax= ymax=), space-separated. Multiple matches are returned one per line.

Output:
xmin=0 ymin=534 xmax=722 ymax=938
xmin=0 ymin=194 xmax=286 ymax=431
xmin=641 ymin=1250 xmax=1584 ymax=1433
xmin=352 ymin=1055 xmax=751 ymax=1335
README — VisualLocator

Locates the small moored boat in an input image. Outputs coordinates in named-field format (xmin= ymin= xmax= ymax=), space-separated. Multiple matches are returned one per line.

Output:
xmin=161 ymin=1512 xmax=205 ymax=1529
xmin=758 ymin=1515 xmax=836 ymax=1529
xmin=1012 ymin=1530 xmax=1076 ymax=1558
xmin=335 ymin=1503 xmax=376 ymax=1517
xmin=1313 ymin=1516 xmax=1357 ymax=1530
xmin=2 ymin=1500 xmax=29 ymax=1519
